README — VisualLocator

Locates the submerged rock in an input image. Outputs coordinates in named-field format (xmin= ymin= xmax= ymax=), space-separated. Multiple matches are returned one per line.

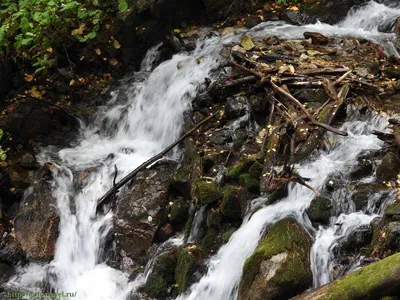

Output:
xmin=238 ymin=218 xmax=312 ymax=300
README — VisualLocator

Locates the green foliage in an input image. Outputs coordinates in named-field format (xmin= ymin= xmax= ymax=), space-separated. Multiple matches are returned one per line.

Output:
xmin=0 ymin=129 xmax=8 ymax=161
xmin=0 ymin=0 xmax=127 ymax=73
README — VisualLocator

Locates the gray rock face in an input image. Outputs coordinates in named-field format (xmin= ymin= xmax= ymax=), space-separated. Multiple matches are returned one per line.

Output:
xmin=376 ymin=152 xmax=400 ymax=182
xmin=13 ymin=168 xmax=59 ymax=261
xmin=114 ymin=161 xmax=175 ymax=272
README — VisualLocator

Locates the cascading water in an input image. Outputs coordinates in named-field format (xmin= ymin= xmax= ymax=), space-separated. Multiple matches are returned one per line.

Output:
xmin=4 ymin=1 xmax=400 ymax=299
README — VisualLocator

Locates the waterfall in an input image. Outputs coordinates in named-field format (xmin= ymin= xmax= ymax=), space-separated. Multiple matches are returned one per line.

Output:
xmin=4 ymin=1 xmax=400 ymax=299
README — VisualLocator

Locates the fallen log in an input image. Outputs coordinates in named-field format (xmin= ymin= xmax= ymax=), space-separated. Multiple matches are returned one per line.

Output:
xmin=295 ymin=67 xmax=350 ymax=76
xmin=95 ymin=111 xmax=219 ymax=213
xmin=291 ymin=252 xmax=400 ymax=300
xmin=223 ymin=75 xmax=258 ymax=88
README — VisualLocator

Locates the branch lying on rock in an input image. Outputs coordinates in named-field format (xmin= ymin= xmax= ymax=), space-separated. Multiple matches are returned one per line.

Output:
xmin=270 ymin=82 xmax=348 ymax=136
xmin=291 ymin=252 xmax=400 ymax=300
xmin=273 ymin=176 xmax=321 ymax=196
xmin=95 ymin=111 xmax=219 ymax=213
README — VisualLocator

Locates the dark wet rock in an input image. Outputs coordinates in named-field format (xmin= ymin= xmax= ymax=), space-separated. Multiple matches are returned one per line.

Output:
xmin=200 ymin=228 xmax=220 ymax=254
xmin=238 ymin=218 xmax=312 ymax=300
xmin=191 ymin=180 xmax=222 ymax=205
xmin=266 ymin=183 xmax=289 ymax=205
xmin=303 ymin=32 xmax=329 ymax=45
xmin=222 ymin=227 xmax=236 ymax=244
xmin=175 ymin=247 xmax=200 ymax=294
xmin=0 ymin=262 xmax=14 ymax=284
xmin=225 ymin=95 xmax=247 ymax=120
xmin=395 ymin=17 xmax=400 ymax=52
xmin=385 ymin=67 xmax=400 ymax=79
xmin=8 ymin=166 xmax=36 ymax=190
xmin=153 ymin=252 xmax=177 ymax=284
xmin=325 ymin=173 xmax=344 ymax=192
xmin=293 ymin=88 xmax=329 ymax=104
xmin=306 ymin=196 xmax=332 ymax=226
xmin=210 ymin=129 xmax=233 ymax=145
xmin=376 ymin=152 xmax=400 ymax=181
xmin=145 ymin=274 xmax=168 ymax=299
xmin=228 ymin=160 xmax=255 ymax=179
xmin=239 ymin=174 xmax=260 ymax=195
xmin=351 ymin=190 xmax=370 ymax=211
xmin=371 ymin=222 xmax=400 ymax=258
xmin=249 ymin=94 xmax=269 ymax=116
xmin=340 ymin=225 xmax=373 ymax=254
xmin=202 ymin=0 xmax=265 ymax=21
xmin=114 ymin=161 xmax=174 ymax=272
xmin=350 ymin=158 xmax=373 ymax=180
xmin=157 ymin=223 xmax=174 ymax=242
xmin=220 ymin=185 xmax=244 ymax=220
xmin=0 ymin=238 xmax=25 ymax=266
xmin=13 ymin=168 xmax=59 ymax=261
xmin=169 ymin=198 xmax=188 ymax=225
xmin=18 ymin=153 xmax=39 ymax=169
xmin=206 ymin=208 xmax=222 ymax=229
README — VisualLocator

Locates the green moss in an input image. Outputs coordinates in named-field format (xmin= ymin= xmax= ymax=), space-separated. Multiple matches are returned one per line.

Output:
xmin=154 ymin=253 xmax=177 ymax=284
xmin=145 ymin=274 xmax=168 ymax=299
xmin=222 ymin=228 xmax=236 ymax=244
xmin=323 ymin=253 xmax=400 ymax=299
xmin=192 ymin=181 xmax=222 ymax=204
xmin=175 ymin=248 xmax=198 ymax=294
xmin=385 ymin=200 xmax=400 ymax=220
xmin=239 ymin=218 xmax=312 ymax=298
xmin=220 ymin=185 xmax=243 ymax=220
xmin=184 ymin=209 xmax=195 ymax=241
xmin=201 ymin=228 xmax=220 ymax=254
xmin=248 ymin=161 xmax=264 ymax=179
xmin=239 ymin=174 xmax=260 ymax=194
xmin=228 ymin=160 xmax=254 ymax=179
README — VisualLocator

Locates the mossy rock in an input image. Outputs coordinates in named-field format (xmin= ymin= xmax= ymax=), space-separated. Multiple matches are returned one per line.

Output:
xmin=222 ymin=227 xmax=236 ymax=244
xmin=228 ymin=160 xmax=254 ymax=179
xmin=248 ymin=161 xmax=263 ymax=179
xmin=206 ymin=208 xmax=222 ymax=229
xmin=201 ymin=228 xmax=221 ymax=254
xmin=385 ymin=200 xmax=400 ymax=222
xmin=376 ymin=152 xmax=400 ymax=182
xmin=191 ymin=180 xmax=222 ymax=205
xmin=153 ymin=253 xmax=177 ymax=284
xmin=239 ymin=174 xmax=260 ymax=195
xmin=306 ymin=196 xmax=332 ymax=226
xmin=145 ymin=274 xmax=168 ymax=299
xmin=220 ymin=185 xmax=243 ymax=220
xmin=266 ymin=182 xmax=289 ymax=205
xmin=238 ymin=218 xmax=312 ymax=300
xmin=175 ymin=248 xmax=199 ymax=294
xmin=170 ymin=199 xmax=188 ymax=225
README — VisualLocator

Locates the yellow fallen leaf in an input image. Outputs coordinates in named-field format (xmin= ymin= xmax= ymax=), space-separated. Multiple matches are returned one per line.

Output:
xmin=112 ymin=38 xmax=121 ymax=49
xmin=105 ymin=24 xmax=111 ymax=30
xmin=95 ymin=49 xmax=101 ymax=55
xmin=71 ymin=24 xmax=85 ymax=36
xmin=46 ymin=48 xmax=53 ymax=54
xmin=69 ymin=79 xmax=75 ymax=86
xmin=288 ymin=6 xmax=299 ymax=11
xmin=173 ymin=29 xmax=181 ymax=33
xmin=240 ymin=35 xmax=255 ymax=51
xmin=28 ymin=87 xmax=43 ymax=99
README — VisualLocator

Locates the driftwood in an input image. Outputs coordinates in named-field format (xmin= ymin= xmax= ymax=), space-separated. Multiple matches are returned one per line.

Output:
xmin=95 ymin=112 xmax=219 ymax=212
xmin=291 ymin=253 xmax=400 ymax=300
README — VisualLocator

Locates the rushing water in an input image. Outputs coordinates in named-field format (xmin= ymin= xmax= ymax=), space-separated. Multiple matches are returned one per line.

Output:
xmin=4 ymin=1 xmax=400 ymax=299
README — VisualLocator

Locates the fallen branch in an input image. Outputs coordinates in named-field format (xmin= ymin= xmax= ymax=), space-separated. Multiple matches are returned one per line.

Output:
xmin=95 ymin=111 xmax=219 ymax=212
xmin=273 ymin=177 xmax=321 ymax=196
xmin=270 ymin=82 xmax=348 ymax=136
xmin=296 ymin=67 xmax=349 ymax=76
xmin=224 ymin=75 xmax=258 ymax=88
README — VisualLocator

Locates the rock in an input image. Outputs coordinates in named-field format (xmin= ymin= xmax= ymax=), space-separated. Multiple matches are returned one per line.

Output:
xmin=200 ymin=228 xmax=220 ymax=254
xmin=248 ymin=161 xmax=263 ymax=179
xmin=350 ymin=159 xmax=373 ymax=180
xmin=249 ymin=94 xmax=268 ymax=116
xmin=292 ymin=252 xmax=400 ymax=300
xmin=13 ymin=169 xmax=59 ymax=261
xmin=376 ymin=152 xmax=400 ymax=181
xmin=153 ymin=253 xmax=177 ymax=284
xmin=351 ymin=190 xmax=370 ymax=212
xmin=395 ymin=17 xmax=400 ymax=52
xmin=371 ymin=222 xmax=400 ymax=259
xmin=303 ymin=32 xmax=329 ymax=45
xmin=202 ymin=0 xmax=265 ymax=21
xmin=385 ymin=67 xmax=400 ymax=79
xmin=228 ymin=160 xmax=255 ymax=179
xmin=238 ymin=218 xmax=312 ymax=300
xmin=225 ymin=96 xmax=247 ymax=120
xmin=385 ymin=200 xmax=400 ymax=221
xmin=239 ymin=174 xmax=260 ymax=195
xmin=145 ymin=274 xmax=168 ymax=299
xmin=206 ymin=208 xmax=221 ymax=229
xmin=175 ymin=247 xmax=200 ymax=294
xmin=306 ymin=196 xmax=332 ymax=226
xmin=340 ymin=225 xmax=373 ymax=254
xmin=293 ymin=88 xmax=329 ymax=104
xmin=0 ymin=238 xmax=25 ymax=266
xmin=220 ymin=185 xmax=243 ymax=220
xmin=0 ymin=62 xmax=13 ymax=98
xmin=169 ymin=198 xmax=188 ymax=225
xmin=191 ymin=180 xmax=222 ymax=205
xmin=0 ymin=262 xmax=13 ymax=284
xmin=114 ymin=161 xmax=174 ymax=272
xmin=209 ymin=129 xmax=233 ymax=145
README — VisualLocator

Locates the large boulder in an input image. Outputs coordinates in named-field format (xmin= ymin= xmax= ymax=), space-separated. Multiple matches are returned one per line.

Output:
xmin=376 ymin=152 xmax=400 ymax=182
xmin=306 ymin=196 xmax=332 ymax=226
xmin=13 ymin=167 xmax=59 ymax=261
xmin=114 ymin=161 xmax=175 ymax=273
xmin=238 ymin=218 xmax=312 ymax=300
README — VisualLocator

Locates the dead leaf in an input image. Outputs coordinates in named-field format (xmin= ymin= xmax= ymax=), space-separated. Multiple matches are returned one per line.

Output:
xmin=105 ymin=24 xmax=111 ymax=30
xmin=240 ymin=35 xmax=255 ymax=51
xmin=95 ymin=49 xmax=101 ymax=55
xmin=112 ymin=38 xmax=121 ymax=49
xmin=71 ymin=24 xmax=85 ymax=36
xmin=25 ymin=74 xmax=34 ymax=82
xmin=288 ymin=6 xmax=299 ymax=11
xmin=69 ymin=79 xmax=75 ymax=86
xmin=109 ymin=58 xmax=118 ymax=66
xmin=28 ymin=87 xmax=43 ymax=99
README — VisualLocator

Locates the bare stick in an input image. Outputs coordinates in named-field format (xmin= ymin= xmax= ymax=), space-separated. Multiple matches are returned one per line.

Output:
xmin=270 ymin=82 xmax=348 ymax=136
xmin=96 ymin=112 xmax=219 ymax=212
